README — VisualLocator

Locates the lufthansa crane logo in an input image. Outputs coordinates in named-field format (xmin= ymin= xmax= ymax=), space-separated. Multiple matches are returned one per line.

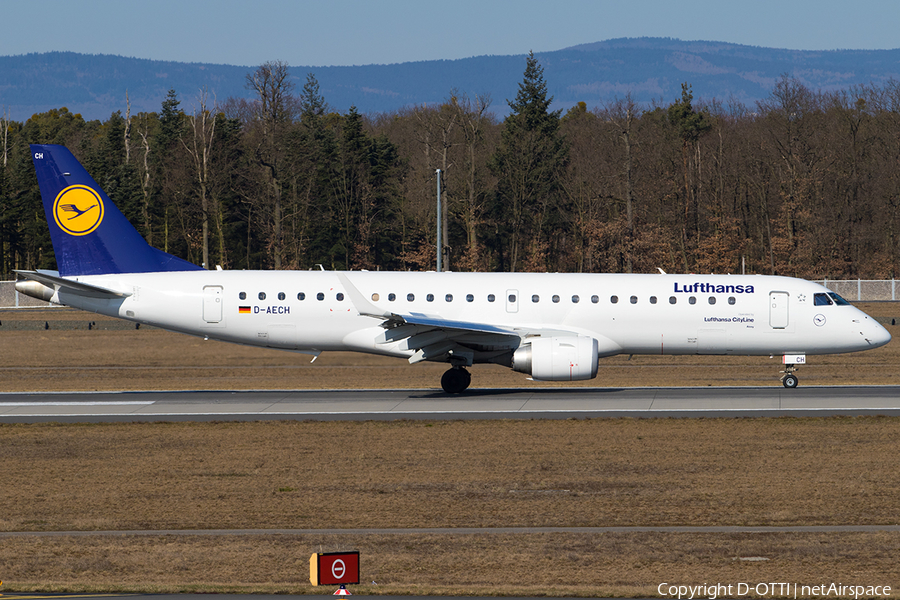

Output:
xmin=53 ymin=185 xmax=104 ymax=236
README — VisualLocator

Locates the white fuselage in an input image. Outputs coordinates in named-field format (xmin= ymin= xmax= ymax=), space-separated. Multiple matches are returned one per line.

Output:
xmin=49 ymin=271 xmax=890 ymax=363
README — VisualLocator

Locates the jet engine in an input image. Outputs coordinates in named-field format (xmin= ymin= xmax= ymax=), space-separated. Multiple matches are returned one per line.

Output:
xmin=512 ymin=335 xmax=600 ymax=381
xmin=15 ymin=279 xmax=56 ymax=303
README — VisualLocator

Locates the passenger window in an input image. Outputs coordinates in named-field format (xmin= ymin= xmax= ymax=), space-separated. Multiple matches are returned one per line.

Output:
xmin=239 ymin=291 xmax=247 ymax=300
xmin=316 ymin=292 xmax=324 ymax=301
xmin=427 ymin=293 xmax=434 ymax=302
xmin=708 ymin=296 xmax=716 ymax=305
xmin=445 ymin=294 xmax=453 ymax=302
xmin=508 ymin=294 xmax=516 ymax=303
xmin=610 ymin=295 xmax=618 ymax=304
xmin=278 ymin=292 xmax=286 ymax=301
xmin=728 ymin=296 xmax=736 ymax=305
xmin=407 ymin=293 xmax=415 ymax=302
xmin=298 ymin=292 xmax=305 ymax=301
xmin=388 ymin=293 xmax=396 ymax=301
xmin=371 ymin=293 xmax=380 ymax=301
xmin=689 ymin=296 xmax=697 ymax=305
xmin=466 ymin=294 xmax=474 ymax=302
xmin=532 ymin=295 xmax=540 ymax=303
xmin=650 ymin=296 xmax=657 ymax=304
xmin=669 ymin=296 xmax=677 ymax=304
xmin=552 ymin=295 xmax=560 ymax=303
xmin=488 ymin=294 xmax=496 ymax=302
xmin=591 ymin=295 xmax=599 ymax=304
xmin=336 ymin=293 xmax=344 ymax=301
xmin=630 ymin=295 xmax=638 ymax=304
xmin=814 ymin=293 xmax=833 ymax=306
xmin=572 ymin=295 xmax=580 ymax=303
xmin=258 ymin=292 xmax=266 ymax=300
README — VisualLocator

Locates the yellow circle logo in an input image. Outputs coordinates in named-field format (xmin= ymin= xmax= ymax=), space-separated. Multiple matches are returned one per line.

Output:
xmin=53 ymin=185 xmax=104 ymax=236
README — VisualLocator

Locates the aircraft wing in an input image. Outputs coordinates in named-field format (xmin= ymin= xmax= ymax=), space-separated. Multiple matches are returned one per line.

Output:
xmin=378 ymin=312 xmax=523 ymax=365
xmin=15 ymin=270 xmax=131 ymax=299
xmin=395 ymin=312 xmax=517 ymax=336
xmin=338 ymin=273 xmax=557 ymax=364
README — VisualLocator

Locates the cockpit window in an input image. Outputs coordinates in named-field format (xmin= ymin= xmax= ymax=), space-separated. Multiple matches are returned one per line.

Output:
xmin=814 ymin=293 xmax=833 ymax=306
xmin=828 ymin=292 xmax=851 ymax=306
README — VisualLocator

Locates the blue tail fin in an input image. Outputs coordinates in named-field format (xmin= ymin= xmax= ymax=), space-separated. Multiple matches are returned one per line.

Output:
xmin=31 ymin=144 xmax=202 ymax=276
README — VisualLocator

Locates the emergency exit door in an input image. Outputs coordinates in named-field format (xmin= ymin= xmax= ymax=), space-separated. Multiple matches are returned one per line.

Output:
xmin=506 ymin=289 xmax=519 ymax=313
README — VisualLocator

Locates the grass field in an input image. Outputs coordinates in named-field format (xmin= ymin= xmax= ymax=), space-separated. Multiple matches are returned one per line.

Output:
xmin=1 ymin=305 xmax=899 ymax=597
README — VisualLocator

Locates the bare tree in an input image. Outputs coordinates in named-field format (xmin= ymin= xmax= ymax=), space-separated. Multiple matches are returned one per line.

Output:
xmin=245 ymin=60 xmax=295 ymax=269
xmin=413 ymin=101 xmax=458 ymax=269
xmin=1 ymin=106 xmax=9 ymax=169
xmin=124 ymin=91 xmax=132 ymax=164
xmin=607 ymin=94 xmax=638 ymax=272
xmin=182 ymin=89 xmax=217 ymax=269
xmin=455 ymin=93 xmax=493 ymax=270
xmin=135 ymin=116 xmax=153 ymax=244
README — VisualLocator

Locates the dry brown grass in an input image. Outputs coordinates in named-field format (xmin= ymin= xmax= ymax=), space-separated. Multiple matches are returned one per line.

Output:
xmin=1 ymin=306 xmax=899 ymax=596
xmin=3 ymin=419 xmax=900 ymax=531
xmin=4 ymin=532 xmax=899 ymax=597
xmin=1 ymin=418 xmax=900 ymax=596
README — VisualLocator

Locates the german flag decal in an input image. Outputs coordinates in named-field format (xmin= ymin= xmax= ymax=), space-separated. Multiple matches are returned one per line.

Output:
xmin=239 ymin=306 xmax=251 ymax=314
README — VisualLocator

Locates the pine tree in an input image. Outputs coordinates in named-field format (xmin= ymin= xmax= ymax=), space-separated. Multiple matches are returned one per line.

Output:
xmin=295 ymin=72 xmax=337 ymax=268
xmin=157 ymin=89 xmax=184 ymax=154
xmin=667 ymin=83 xmax=711 ymax=269
xmin=489 ymin=51 xmax=568 ymax=271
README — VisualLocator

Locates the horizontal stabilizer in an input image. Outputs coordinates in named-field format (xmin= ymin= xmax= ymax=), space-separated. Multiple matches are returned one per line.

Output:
xmin=15 ymin=270 xmax=131 ymax=299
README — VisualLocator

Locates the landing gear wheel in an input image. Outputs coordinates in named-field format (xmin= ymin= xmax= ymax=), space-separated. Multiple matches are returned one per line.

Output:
xmin=780 ymin=361 xmax=800 ymax=388
xmin=441 ymin=367 xmax=471 ymax=393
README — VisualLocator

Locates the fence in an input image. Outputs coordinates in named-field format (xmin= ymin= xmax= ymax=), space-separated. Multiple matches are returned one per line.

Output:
xmin=1 ymin=278 xmax=898 ymax=310
xmin=0 ymin=280 xmax=58 ymax=309
xmin=816 ymin=280 xmax=900 ymax=301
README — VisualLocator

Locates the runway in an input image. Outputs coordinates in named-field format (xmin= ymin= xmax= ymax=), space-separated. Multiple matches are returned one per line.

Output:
xmin=0 ymin=585 xmax=584 ymax=600
xmin=1 ymin=385 xmax=899 ymax=423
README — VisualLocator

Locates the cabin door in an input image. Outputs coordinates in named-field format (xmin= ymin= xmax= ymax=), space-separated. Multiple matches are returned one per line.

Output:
xmin=202 ymin=286 xmax=223 ymax=323
xmin=769 ymin=291 xmax=789 ymax=329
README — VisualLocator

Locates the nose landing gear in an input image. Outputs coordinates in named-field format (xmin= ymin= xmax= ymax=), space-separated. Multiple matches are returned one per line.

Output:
xmin=440 ymin=367 xmax=471 ymax=393
xmin=780 ymin=363 xmax=800 ymax=388
xmin=780 ymin=354 xmax=805 ymax=388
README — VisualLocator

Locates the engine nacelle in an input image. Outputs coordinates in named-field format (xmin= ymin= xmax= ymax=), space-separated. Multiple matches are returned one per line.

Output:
xmin=512 ymin=335 xmax=600 ymax=381
xmin=15 ymin=279 xmax=56 ymax=303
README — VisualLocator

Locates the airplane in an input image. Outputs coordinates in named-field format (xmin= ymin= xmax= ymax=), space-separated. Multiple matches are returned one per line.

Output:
xmin=15 ymin=144 xmax=892 ymax=393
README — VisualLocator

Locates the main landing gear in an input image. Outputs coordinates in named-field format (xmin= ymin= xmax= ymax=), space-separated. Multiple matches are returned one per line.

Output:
xmin=441 ymin=366 xmax=471 ymax=393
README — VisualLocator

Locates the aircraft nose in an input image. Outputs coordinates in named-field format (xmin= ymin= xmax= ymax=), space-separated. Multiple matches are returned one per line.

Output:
xmin=865 ymin=318 xmax=892 ymax=348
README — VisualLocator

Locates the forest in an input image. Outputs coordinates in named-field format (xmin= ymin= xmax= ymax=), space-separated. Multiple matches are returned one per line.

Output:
xmin=2 ymin=53 xmax=900 ymax=280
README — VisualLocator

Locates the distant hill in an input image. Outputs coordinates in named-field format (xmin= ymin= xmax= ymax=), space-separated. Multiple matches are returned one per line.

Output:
xmin=3 ymin=38 xmax=900 ymax=121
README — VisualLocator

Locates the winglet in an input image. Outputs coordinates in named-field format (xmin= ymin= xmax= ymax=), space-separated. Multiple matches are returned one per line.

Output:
xmin=336 ymin=273 xmax=392 ymax=319
xmin=30 ymin=144 xmax=202 ymax=276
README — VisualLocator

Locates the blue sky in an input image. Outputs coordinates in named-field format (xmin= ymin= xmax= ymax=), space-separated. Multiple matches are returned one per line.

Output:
xmin=3 ymin=0 xmax=899 ymax=66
